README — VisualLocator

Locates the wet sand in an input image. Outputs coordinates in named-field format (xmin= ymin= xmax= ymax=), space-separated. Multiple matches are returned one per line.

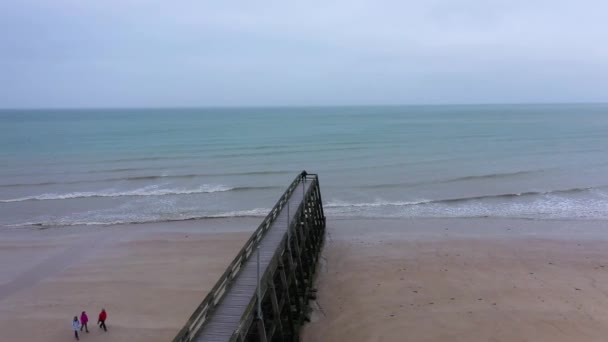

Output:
xmin=0 ymin=218 xmax=257 ymax=342
xmin=302 ymin=218 xmax=608 ymax=342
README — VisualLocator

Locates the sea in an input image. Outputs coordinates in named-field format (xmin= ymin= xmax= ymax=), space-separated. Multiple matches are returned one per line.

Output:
xmin=1 ymin=104 xmax=607 ymax=228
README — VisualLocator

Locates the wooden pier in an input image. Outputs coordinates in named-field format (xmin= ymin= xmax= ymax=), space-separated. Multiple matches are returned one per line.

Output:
xmin=173 ymin=171 xmax=326 ymax=342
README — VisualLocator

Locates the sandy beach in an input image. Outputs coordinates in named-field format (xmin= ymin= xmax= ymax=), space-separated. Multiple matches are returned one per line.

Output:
xmin=302 ymin=218 xmax=608 ymax=342
xmin=3 ymin=217 xmax=608 ymax=342
xmin=0 ymin=218 xmax=258 ymax=342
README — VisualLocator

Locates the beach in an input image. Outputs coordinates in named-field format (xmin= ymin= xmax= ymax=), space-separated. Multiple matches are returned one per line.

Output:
xmin=1 ymin=0 xmax=607 ymax=335
xmin=3 ymin=217 xmax=608 ymax=341
xmin=302 ymin=218 xmax=608 ymax=342
xmin=2 ymin=106 xmax=608 ymax=341
xmin=0 ymin=218 xmax=257 ymax=342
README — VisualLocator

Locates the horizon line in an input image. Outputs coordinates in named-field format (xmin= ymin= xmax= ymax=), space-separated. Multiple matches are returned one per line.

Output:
xmin=1 ymin=101 xmax=607 ymax=111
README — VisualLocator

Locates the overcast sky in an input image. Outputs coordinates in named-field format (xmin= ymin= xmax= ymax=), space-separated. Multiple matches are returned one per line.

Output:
xmin=1 ymin=0 xmax=607 ymax=108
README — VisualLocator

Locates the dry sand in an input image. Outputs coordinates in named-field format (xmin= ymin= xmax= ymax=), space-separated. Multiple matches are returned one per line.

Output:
xmin=0 ymin=218 xmax=257 ymax=342
xmin=302 ymin=218 xmax=608 ymax=342
xmin=4 ymin=217 xmax=608 ymax=342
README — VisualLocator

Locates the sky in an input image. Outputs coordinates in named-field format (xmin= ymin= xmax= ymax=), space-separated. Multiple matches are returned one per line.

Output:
xmin=0 ymin=0 xmax=607 ymax=108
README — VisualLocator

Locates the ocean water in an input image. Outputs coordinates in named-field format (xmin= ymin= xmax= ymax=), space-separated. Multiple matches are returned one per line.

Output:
xmin=1 ymin=104 xmax=608 ymax=228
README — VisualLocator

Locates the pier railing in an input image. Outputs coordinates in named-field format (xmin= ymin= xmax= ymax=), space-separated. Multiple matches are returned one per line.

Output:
xmin=230 ymin=172 xmax=325 ymax=341
xmin=173 ymin=171 xmax=319 ymax=342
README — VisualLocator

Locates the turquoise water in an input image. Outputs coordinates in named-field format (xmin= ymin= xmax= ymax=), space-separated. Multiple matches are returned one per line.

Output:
xmin=1 ymin=104 xmax=608 ymax=227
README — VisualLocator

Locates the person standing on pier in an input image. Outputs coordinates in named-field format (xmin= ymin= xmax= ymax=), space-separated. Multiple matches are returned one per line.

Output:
xmin=72 ymin=316 xmax=81 ymax=340
xmin=97 ymin=308 xmax=107 ymax=331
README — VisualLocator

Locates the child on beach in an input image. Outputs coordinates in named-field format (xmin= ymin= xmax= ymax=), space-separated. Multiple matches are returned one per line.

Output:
xmin=72 ymin=316 xmax=80 ymax=340
xmin=80 ymin=311 xmax=89 ymax=333
xmin=98 ymin=308 xmax=107 ymax=331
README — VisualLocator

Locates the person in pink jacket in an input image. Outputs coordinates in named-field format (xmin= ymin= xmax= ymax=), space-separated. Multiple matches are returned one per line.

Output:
xmin=80 ymin=311 xmax=89 ymax=333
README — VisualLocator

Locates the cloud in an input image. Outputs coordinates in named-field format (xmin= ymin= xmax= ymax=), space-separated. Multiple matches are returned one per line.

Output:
xmin=1 ymin=0 xmax=607 ymax=107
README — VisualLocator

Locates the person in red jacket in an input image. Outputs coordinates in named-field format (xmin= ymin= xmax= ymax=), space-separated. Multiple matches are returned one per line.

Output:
xmin=97 ymin=308 xmax=107 ymax=331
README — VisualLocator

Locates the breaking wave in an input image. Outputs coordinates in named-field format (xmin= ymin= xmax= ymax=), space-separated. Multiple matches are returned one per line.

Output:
xmin=0 ymin=185 xmax=279 ymax=203
xmin=9 ymin=208 xmax=271 ymax=228
xmin=325 ymin=186 xmax=597 ymax=209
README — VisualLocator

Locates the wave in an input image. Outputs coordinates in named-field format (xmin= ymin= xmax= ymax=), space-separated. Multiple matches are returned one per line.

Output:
xmin=0 ymin=185 xmax=280 ymax=203
xmin=438 ymin=170 xmax=538 ymax=183
xmin=5 ymin=187 xmax=606 ymax=228
xmin=357 ymin=182 xmax=421 ymax=190
xmin=0 ymin=181 xmax=61 ymax=188
xmin=0 ymin=170 xmax=294 ymax=188
xmin=357 ymin=170 xmax=541 ymax=190
xmin=0 ymin=174 xmax=204 ymax=188
xmin=206 ymin=208 xmax=272 ymax=218
xmin=437 ymin=187 xmax=594 ymax=203
xmin=9 ymin=208 xmax=272 ymax=228
xmin=85 ymin=166 xmax=168 ymax=174
xmin=88 ymin=169 xmax=293 ymax=178
xmin=211 ymin=146 xmax=368 ymax=158
xmin=325 ymin=199 xmax=432 ymax=208
xmin=230 ymin=170 xmax=293 ymax=176
xmin=325 ymin=186 xmax=597 ymax=209
xmin=100 ymin=155 xmax=193 ymax=163
xmin=1 ymin=165 xmax=535 ymax=184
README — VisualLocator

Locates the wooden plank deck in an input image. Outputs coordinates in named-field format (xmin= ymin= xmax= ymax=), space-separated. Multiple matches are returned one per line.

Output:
xmin=195 ymin=179 xmax=313 ymax=341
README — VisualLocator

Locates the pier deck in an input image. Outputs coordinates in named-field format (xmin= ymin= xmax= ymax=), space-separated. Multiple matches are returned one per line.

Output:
xmin=174 ymin=172 xmax=326 ymax=342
